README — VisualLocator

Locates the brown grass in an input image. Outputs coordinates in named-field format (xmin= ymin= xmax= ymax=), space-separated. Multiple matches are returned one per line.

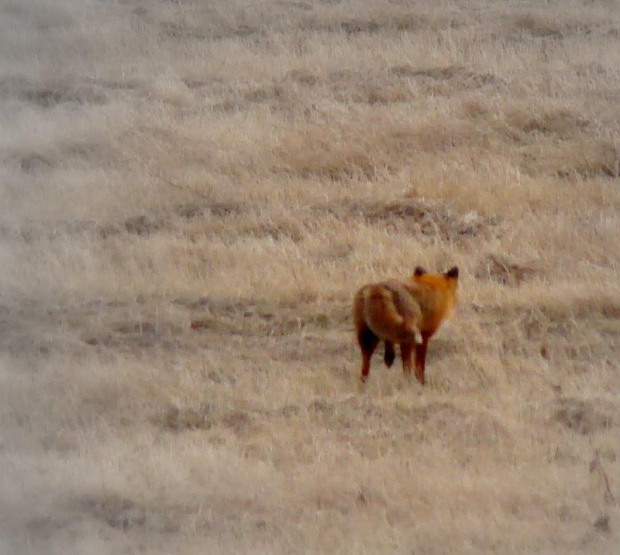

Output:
xmin=2 ymin=0 xmax=620 ymax=553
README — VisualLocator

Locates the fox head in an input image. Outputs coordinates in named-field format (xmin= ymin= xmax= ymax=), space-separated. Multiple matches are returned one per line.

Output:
xmin=412 ymin=266 xmax=459 ymax=315
xmin=413 ymin=266 xmax=459 ymax=281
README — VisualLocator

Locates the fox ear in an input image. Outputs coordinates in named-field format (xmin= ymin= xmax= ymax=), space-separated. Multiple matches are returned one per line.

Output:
xmin=414 ymin=266 xmax=427 ymax=277
xmin=445 ymin=266 xmax=459 ymax=279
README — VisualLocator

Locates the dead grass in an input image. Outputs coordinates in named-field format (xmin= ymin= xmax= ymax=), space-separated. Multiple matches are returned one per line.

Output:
xmin=1 ymin=0 xmax=620 ymax=553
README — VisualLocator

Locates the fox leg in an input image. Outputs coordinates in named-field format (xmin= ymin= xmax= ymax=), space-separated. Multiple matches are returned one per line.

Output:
xmin=414 ymin=332 xmax=431 ymax=385
xmin=358 ymin=325 xmax=379 ymax=382
xmin=400 ymin=342 xmax=414 ymax=376
xmin=384 ymin=341 xmax=395 ymax=368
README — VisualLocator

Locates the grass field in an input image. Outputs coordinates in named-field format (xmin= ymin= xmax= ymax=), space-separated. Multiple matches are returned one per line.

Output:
xmin=1 ymin=0 xmax=620 ymax=553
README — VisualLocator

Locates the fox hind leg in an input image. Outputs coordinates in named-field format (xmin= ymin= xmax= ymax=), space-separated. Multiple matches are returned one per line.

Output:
xmin=384 ymin=341 xmax=395 ymax=368
xmin=357 ymin=325 xmax=379 ymax=382
xmin=400 ymin=342 xmax=414 ymax=376
xmin=414 ymin=332 xmax=430 ymax=385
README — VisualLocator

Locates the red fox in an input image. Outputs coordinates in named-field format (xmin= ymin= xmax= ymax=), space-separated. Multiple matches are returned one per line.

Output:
xmin=353 ymin=266 xmax=459 ymax=385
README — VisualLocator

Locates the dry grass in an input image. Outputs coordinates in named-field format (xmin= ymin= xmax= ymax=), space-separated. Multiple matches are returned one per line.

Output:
xmin=2 ymin=0 xmax=620 ymax=553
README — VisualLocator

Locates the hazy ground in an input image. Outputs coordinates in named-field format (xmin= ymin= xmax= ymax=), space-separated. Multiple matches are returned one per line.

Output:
xmin=1 ymin=0 xmax=620 ymax=553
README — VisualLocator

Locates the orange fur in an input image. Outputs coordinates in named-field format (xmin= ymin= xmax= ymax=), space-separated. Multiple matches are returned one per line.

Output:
xmin=353 ymin=266 xmax=459 ymax=384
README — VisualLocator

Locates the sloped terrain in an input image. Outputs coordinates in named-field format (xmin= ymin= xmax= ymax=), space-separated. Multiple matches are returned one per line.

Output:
xmin=1 ymin=0 xmax=619 ymax=553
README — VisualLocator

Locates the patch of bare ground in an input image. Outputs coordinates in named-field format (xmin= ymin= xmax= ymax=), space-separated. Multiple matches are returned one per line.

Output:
xmin=0 ymin=76 xmax=107 ymax=107
xmin=356 ymin=198 xmax=498 ymax=240
xmin=184 ymin=295 xmax=345 ymax=336
xmin=551 ymin=397 xmax=616 ymax=436
xmin=476 ymin=254 xmax=540 ymax=286
xmin=540 ymin=139 xmax=620 ymax=180
xmin=505 ymin=11 xmax=600 ymax=40
xmin=390 ymin=64 xmax=504 ymax=96
xmin=299 ymin=7 xmax=466 ymax=36
xmin=159 ymin=402 xmax=256 ymax=435
xmin=305 ymin=197 xmax=500 ymax=244
xmin=505 ymin=108 xmax=590 ymax=139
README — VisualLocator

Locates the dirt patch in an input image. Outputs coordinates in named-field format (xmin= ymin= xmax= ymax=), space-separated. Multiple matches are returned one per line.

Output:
xmin=176 ymin=296 xmax=239 ymax=313
xmin=224 ymin=216 xmax=306 ymax=243
xmin=159 ymin=22 xmax=208 ymax=41
xmin=310 ymin=198 xmax=499 ymax=241
xmin=556 ymin=139 xmax=620 ymax=179
xmin=82 ymin=319 xmax=181 ymax=351
xmin=85 ymin=76 xmax=141 ymax=92
xmin=212 ymin=81 xmax=297 ymax=113
xmin=390 ymin=64 xmax=502 ymax=92
xmin=159 ymin=404 xmax=255 ymax=435
xmin=506 ymin=13 xmax=593 ymax=39
xmin=123 ymin=215 xmax=163 ymax=236
xmin=0 ymin=76 xmax=107 ymax=107
xmin=363 ymin=199 xmax=497 ymax=239
xmin=476 ymin=254 xmax=539 ymax=286
xmin=220 ymin=410 xmax=254 ymax=433
xmin=325 ymin=68 xmax=415 ymax=105
xmin=188 ymin=310 xmax=335 ymax=337
xmin=552 ymin=398 xmax=615 ymax=435
xmin=94 ymin=201 xmax=246 ymax=239
xmin=204 ymin=202 xmax=246 ymax=217
xmin=160 ymin=403 xmax=215 ymax=432
xmin=160 ymin=18 xmax=263 ymax=42
xmin=507 ymin=109 xmax=589 ymax=139
xmin=287 ymin=69 xmax=320 ymax=86
xmin=182 ymin=76 xmax=225 ymax=91
xmin=0 ymin=303 xmax=64 ymax=358
xmin=324 ymin=65 xmax=499 ymax=105
xmin=244 ymin=84 xmax=287 ymax=104
xmin=185 ymin=296 xmax=346 ymax=337
xmin=593 ymin=515 xmax=610 ymax=533
xmin=113 ymin=321 xmax=157 ymax=335
xmin=17 ymin=153 xmax=54 ymax=173
xmin=300 ymin=13 xmax=455 ymax=35
xmin=398 ymin=401 xmax=465 ymax=424
xmin=308 ymin=399 xmax=336 ymax=415
xmin=75 ymin=494 xmax=186 ymax=533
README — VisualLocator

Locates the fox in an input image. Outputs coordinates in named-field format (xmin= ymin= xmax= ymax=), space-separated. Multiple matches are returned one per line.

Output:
xmin=353 ymin=266 xmax=459 ymax=385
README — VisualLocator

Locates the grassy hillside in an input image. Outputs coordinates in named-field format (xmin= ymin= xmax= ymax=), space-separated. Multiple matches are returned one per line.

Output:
xmin=1 ymin=0 xmax=620 ymax=553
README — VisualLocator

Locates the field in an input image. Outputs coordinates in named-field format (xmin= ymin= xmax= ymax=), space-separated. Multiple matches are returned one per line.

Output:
xmin=2 ymin=0 xmax=620 ymax=553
